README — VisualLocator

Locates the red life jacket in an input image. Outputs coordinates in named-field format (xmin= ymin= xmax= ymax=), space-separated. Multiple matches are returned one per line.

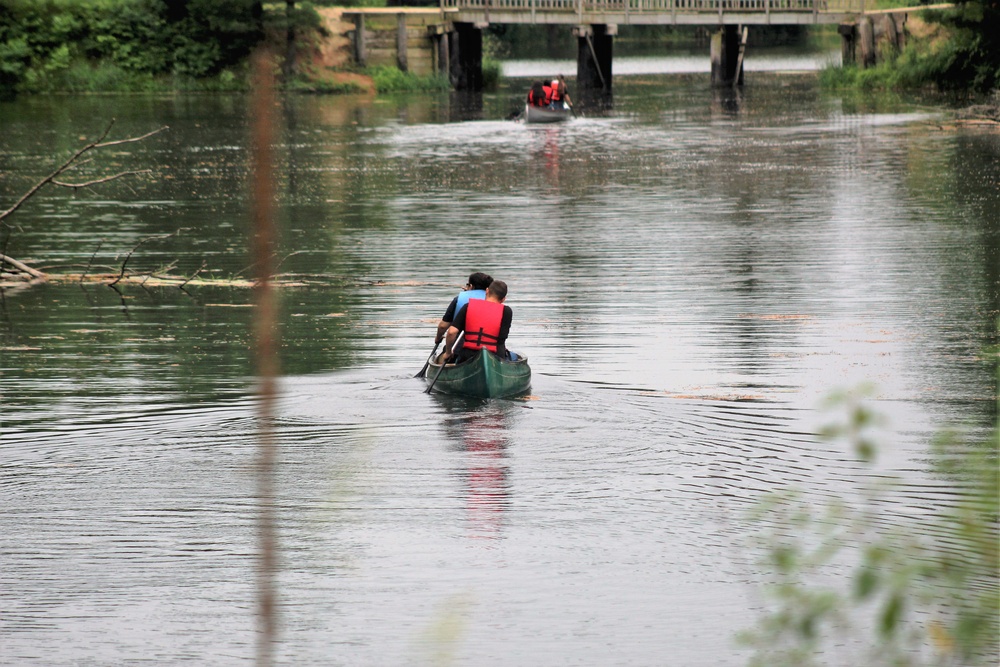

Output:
xmin=463 ymin=299 xmax=504 ymax=353
xmin=528 ymin=88 xmax=547 ymax=106
xmin=550 ymin=85 xmax=562 ymax=102
xmin=542 ymin=85 xmax=553 ymax=104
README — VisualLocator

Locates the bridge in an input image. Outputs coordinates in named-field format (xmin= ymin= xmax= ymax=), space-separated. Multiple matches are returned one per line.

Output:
xmin=338 ymin=1 xmax=916 ymax=96
xmin=442 ymin=0 xmax=867 ymax=26
xmin=433 ymin=0 xmax=876 ymax=93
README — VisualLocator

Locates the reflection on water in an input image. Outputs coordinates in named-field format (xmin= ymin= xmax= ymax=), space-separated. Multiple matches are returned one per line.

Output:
xmin=1 ymin=70 xmax=997 ymax=665
xmin=444 ymin=402 xmax=516 ymax=541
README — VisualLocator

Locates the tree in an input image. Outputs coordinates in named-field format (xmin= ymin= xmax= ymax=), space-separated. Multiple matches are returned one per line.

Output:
xmin=921 ymin=0 xmax=1000 ymax=93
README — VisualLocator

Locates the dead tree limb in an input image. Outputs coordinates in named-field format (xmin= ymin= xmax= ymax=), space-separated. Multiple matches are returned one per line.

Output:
xmin=150 ymin=260 xmax=180 ymax=279
xmin=0 ymin=253 xmax=46 ymax=279
xmin=179 ymin=260 xmax=208 ymax=289
xmin=234 ymin=251 xmax=306 ymax=279
xmin=81 ymin=240 xmax=105 ymax=283
xmin=0 ymin=121 xmax=168 ymax=224
xmin=108 ymin=231 xmax=179 ymax=287
xmin=52 ymin=170 xmax=153 ymax=190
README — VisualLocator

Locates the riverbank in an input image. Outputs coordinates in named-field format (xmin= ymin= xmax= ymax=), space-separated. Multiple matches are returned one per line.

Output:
xmin=0 ymin=1 xmax=993 ymax=98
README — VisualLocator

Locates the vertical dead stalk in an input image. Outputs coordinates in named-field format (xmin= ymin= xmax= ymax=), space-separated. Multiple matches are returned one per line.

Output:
xmin=251 ymin=47 xmax=280 ymax=667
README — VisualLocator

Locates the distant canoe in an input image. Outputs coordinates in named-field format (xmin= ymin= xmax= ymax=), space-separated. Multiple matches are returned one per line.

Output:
xmin=425 ymin=348 xmax=531 ymax=399
xmin=524 ymin=103 xmax=572 ymax=124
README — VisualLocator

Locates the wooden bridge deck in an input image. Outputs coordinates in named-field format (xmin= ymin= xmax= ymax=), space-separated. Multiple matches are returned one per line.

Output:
xmin=441 ymin=0 xmax=870 ymax=25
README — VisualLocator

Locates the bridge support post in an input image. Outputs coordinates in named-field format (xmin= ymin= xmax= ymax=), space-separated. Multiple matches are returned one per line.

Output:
xmin=858 ymin=17 xmax=876 ymax=68
xmin=428 ymin=24 xmax=451 ymax=76
xmin=353 ymin=14 xmax=367 ymax=68
xmin=450 ymin=22 xmax=483 ymax=91
xmin=575 ymin=24 xmax=614 ymax=105
xmin=396 ymin=13 xmax=408 ymax=72
xmin=710 ymin=25 xmax=743 ymax=87
xmin=838 ymin=23 xmax=856 ymax=66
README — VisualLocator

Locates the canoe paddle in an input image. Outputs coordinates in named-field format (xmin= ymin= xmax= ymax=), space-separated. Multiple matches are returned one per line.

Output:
xmin=414 ymin=339 xmax=442 ymax=378
xmin=425 ymin=331 xmax=464 ymax=394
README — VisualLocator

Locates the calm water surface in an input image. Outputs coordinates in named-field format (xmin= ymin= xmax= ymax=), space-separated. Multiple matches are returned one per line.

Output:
xmin=1 ymin=64 xmax=998 ymax=666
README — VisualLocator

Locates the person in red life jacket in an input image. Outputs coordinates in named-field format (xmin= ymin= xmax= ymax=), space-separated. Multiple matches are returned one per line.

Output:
xmin=527 ymin=80 xmax=550 ymax=107
xmin=443 ymin=280 xmax=513 ymax=364
xmin=435 ymin=271 xmax=492 ymax=345
xmin=548 ymin=79 xmax=563 ymax=109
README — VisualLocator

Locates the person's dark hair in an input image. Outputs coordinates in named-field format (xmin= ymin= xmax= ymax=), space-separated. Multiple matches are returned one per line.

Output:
xmin=529 ymin=80 xmax=545 ymax=104
xmin=487 ymin=280 xmax=507 ymax=301
xmin=468 ymin=272 xmax=492 ymax=290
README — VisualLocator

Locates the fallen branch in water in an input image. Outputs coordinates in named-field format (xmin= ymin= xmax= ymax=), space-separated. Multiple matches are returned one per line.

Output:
xmin=179 ymin=261 xmax=208 ymax=290
xmin=0 ymin=253 xmax=46 ymax=280
xmin=0 ymin=120 xmax=168 ymax=282
xmin=109 ymin=232 xmax=178 ymax=287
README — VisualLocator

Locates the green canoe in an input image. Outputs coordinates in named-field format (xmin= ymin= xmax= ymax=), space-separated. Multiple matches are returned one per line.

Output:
xmin=424 ymin=348 xmax=531 ymax=399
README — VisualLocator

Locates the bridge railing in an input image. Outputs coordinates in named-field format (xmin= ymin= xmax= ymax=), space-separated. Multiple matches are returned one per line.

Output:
xmin=444 ymin=0 xmax=864 ymax=13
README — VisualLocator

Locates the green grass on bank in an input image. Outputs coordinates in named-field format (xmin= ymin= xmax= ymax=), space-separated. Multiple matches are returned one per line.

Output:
xmin=367 ymin=65 xmax=449 ymax=93
xmin=819 ymin=3 xmax=999 ymax=94
xmin=365 ymin=60 xmax=500 ymax=94
xmin=14 ymin=61 xmax=251 ymax=94
xmin=11 ymin=59 xmax=495 ymax=96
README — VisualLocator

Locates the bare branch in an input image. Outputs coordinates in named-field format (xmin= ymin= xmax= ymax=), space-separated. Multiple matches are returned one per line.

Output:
xmin=0 ymin=253 xmax=47 ymax=279
xmin=81 ymin=240 xmax=105 ymax=283
xmin=94 ymin=126 xmax=169 ymax=149
xmin=274 ymin=250 xmax=308 ymax=272
xmin=0 ymin=123 xmax=168 ymax=224
xmin=152 ymin=260 xmax=179 ymax=277
xmin=108 ymin=230 xmax=179 ymax=287
xmin=52 ymin=170 xmax=153 ymax=190
xmin=179 ymin=260 xmax=208 ymax=289
xmin=235 ymin=250 xmax=306 ymax=279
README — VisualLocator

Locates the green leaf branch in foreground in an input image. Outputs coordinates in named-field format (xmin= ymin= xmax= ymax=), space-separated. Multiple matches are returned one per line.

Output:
xmin=740 ymin=379 xmax=1000 ymax=667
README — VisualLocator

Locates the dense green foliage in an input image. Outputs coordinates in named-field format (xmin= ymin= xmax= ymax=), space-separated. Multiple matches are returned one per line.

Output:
xmin=822 ymin=0 xmax=1000 ymax=93
xmin=481 ymin=58 xmax=501 ymax=91
xmin=920 ymin=1 xmax=1000 ymax=92
xmin=0 ymin=0 xmax=264 ymax=94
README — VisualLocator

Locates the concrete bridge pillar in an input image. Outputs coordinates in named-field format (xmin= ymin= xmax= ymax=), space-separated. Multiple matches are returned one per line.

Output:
xmin=838 ymin=22 xmax=857 ymax=66
xmin=710 ymin=25 xmax=744 ymax=87
xmin=450 ymin=22 xmax=484 ymax=91
xmin=858 ymin=17 xmax=876 ymax=68
xmin=575 ymin=24 xmax=614 ymax=104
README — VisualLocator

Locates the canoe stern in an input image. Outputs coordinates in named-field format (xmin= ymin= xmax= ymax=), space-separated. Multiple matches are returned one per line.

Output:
xmin=425 ymin=349 xmax=531 ymax=398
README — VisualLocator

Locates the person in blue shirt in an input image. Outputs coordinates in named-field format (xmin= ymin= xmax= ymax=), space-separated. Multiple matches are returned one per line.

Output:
xmin=444 ymin=280 xmax=513 ymax=364
xmin=435 ymin=272 xmax=492 ymax=345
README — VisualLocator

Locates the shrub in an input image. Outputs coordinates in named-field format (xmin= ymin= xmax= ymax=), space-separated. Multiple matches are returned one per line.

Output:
xmin=822 ymin=1 xmax=1000 ymax=93
xmin=482 ymin=58 xmax=501 ymax=91
xmin=287 ymin=74 xmax=367 ymax=94
xmin=368 ymin=65 xmax=449 ymax=93
xmin=0 ymin=0 xmax=264 ymax=94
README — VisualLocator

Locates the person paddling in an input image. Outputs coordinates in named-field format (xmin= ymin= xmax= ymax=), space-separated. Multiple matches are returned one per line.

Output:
xmin=435 ymin=272 xmax=492 ymax=345
xmin=554 ymin=75 xmax=573 ymax=110
xmin=443 ymin=280 xmax=513 ymax=364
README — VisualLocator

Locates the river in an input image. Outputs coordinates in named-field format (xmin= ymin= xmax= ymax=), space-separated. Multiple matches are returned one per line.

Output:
xmin=1 ymin=55 xmax=998 ymax=666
